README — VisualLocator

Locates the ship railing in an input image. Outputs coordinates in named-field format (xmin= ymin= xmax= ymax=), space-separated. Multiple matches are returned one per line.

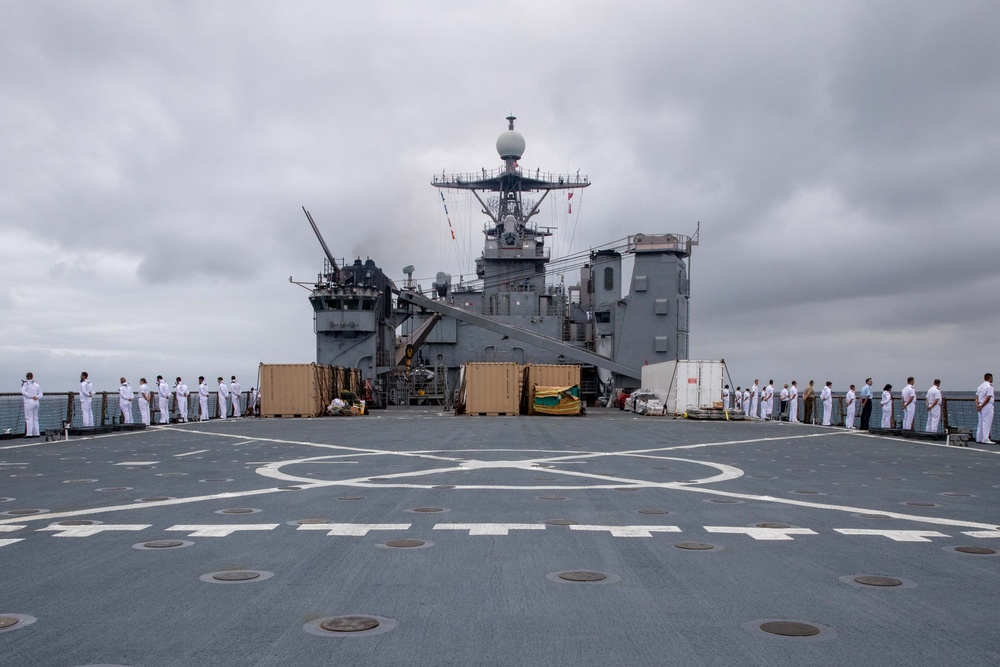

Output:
xmin=0 ymin=391 xmax=256 ymax=435
xmin=627 ymin=234 xmax=692 ymax=255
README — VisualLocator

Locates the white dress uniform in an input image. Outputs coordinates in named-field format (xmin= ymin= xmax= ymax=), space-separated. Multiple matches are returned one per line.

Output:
xmin=119 ymin=382 xmax=134 ymax=424
xmin=176 ymin=381 xmax=189 ymax=422
xmin=80 ymin=379 xmax=94 ymax=427
xmin=844 ymin=389 xmax=856 ymax=428
xmin=976 ymin=380 xmax=994 ymax=444
xmin=788 ymin=385 xmax=799 ymax=422
xmin=199 ymin=381 xmax=210 ymax=421
xmin=743 ymin=389 xmax=751 ymax=417
xmin=218 ymin=381 xmax=230 ymax=419
xmin=820 ymin=386 xmax=833 ymax=425
xmin=750 ymin=383 xmax=759 ymax=419
xmin=925 ymin=385 xmax=942 ymax=433
xmin=157 ymin=379 xmax=170 ymax=424
xmin=881 ymin=390 xmax=893 ymax=428
xmin=138 ymin=382 xmax=151 ymax=426
xmin=901 ymin=383 xmax=916 ymax=430
xmin=230 ymin=379 xmax=242 ymax=417
xmin=762 ymin=384 xmax=774 ymax=419
xmin=722 ymin=387 xmax=731 ymax=411
xmin=21 ymin=378 xmax=42 ymax=436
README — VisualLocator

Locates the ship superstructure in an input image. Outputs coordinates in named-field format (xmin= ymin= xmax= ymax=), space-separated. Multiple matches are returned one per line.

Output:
xmin=300 ymin=117 xmax=695 ymax=407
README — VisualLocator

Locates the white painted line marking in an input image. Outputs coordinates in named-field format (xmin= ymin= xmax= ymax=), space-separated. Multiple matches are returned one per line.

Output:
xmin=165 ymin=524 xmax=280 ymax=537
xmin=703 ymin=526 xmax=819 ymax=541
xmin=114 ymin=461 xmax=159 ymax=466
xmin=433 ymin=523 xmax=546 ymax=536
xmin=0 ymin=525 xmax=26 ymax=533
xmin=296 ymin=523 xmax=411 ymax=536
xmin=38 ymin=524 xmax=150 ymax=537
xmin=834 ymin=529 xmax=950 ymax=542
xmin=961 ymin=530 xmax=1000 ymax=539
xmin=569 ymin=525 xmax=682 ymax=537
xmin=174 ymin=450 xmax=209 ymax=457
xmin=0 ymin=539 xmax=23 ymax=548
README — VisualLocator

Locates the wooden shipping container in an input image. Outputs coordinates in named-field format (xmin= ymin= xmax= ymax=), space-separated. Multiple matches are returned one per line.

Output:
xmin=258 ymin=363 xmax=334 ymax=417
xmin=523 ymin=364 xmax=581 ymax=414
xmin=462 ymin=362 xmax=522 ymax=415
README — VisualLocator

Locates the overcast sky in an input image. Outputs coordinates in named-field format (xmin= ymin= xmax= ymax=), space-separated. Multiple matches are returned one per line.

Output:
xmin=2 ymin=1 xmax=998 ymax=394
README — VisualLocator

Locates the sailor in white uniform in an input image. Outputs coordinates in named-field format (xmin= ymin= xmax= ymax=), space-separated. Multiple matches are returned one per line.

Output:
xmin=844 ymin=385 xmax=856 ymax=428
xmin=722 ymin=385 xmax=731 ymax=411
xmin=175 ymin=377 xmax=189 ymax=422
xmin=820 ymin=381 xmax=833 ymax=426
xmin=976 ymin=373 xmax=994 ymax=444
xmin=761 ymin=381 xmax=774 ymax=419
xmin=230 ymin=376 xmax=242 ymax=417
xmin=79 ymin=372 xmax=94 ymax=427
xmin=779 ymin=384 xmax=789 ymax=421
xmin=21 ymin=372 xmax=42 ymax=437
xmin=750 ymin=381 xmax=759 ymax=419
xmin=788 ymin=381 xmax=799 ymax=423
xmin=119 ymin=378 xmax=134 ymax=424
xmin=217 ymin=377 xmax=229 ymax=420
xmin=734 ymin=387 xmax=742 ymax=413
xmin=743 ymin=387 xmax=751 ymax=417
xmin=880 ymin=384 xmax=893 ymax=428
xmin=156 ymin=375 xmax=170 ymax=424
xmin=901 ymin=377 xmax=916 ymax=430
xmin=925 ymin=379 xmax=942 ymax=433
xmin=138 ymin=378 xmax=151 ymax=426
xmin=198 ymin=376 xmax=209 ymax=421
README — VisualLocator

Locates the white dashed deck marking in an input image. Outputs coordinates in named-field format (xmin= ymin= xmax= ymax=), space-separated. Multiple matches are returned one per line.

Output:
xmin=165 ymin=524 xmax=280 ymax=537
xmin=174 ymin=450 xmax=209 ymax=457
xmin=0 ymin=539 xmax=23 ymax=548
xmin=38 ymin=524 xmax=150 ymax=537
xmin=296 ymin=523 xmax=412 ymax=536
xmin=569 ymin=525 xmax=682 ymax=537
xmin=0 ymin=525 xmax=26 ymax=533
xmin=961 ymin=530 xmax=1000 ymax=539
xmin=703 ymin=526 xmax=819 ymax=541
xmin=433 ymin=523 xmax=547 ymax=536
xmin=833 ymin=529 xmax=951 ymax=542
xmin=114 ymin=461 xmax=159 ymax=466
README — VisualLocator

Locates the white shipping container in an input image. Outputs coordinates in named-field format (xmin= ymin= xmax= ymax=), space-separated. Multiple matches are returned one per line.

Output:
xmin=641 ymin=360 xmax=728 ymax=415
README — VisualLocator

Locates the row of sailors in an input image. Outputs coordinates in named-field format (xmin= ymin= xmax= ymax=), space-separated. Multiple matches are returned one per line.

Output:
xmin=721 ymin=374 xmax=995 ymax=444
xmin=17 ymin=372 xmax=260 ymax=437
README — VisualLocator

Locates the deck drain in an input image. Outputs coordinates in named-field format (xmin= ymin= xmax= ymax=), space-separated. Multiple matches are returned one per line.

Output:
xmin=337 ymin=495 xmax=365 ymax=501
xmin=63 ymin=479 xmax=98 ymax=483
xmin=200 ymin=570 xmax=273 ymax=584
xmin=674 ymin=542 xmax=719 ymax=551
xmin=638 ymin=509 xmax=670 ymax=515
xmin=705 ymin=498 xmax=741 ymax=504
xmin=854 ymin=575 xmax=903 ymax=587
xmin=96 ymin=487 xmax=133 ymax=492
xmin=0 ymin=614 xmax=36 ymax=633
xmin=384 ymin=539 xmax=426 ymax=548
xmin=58 ymin=520 xmax=96 ymax=526
xmin=538 ymin=496 xmax=567 ymax=501
xmin=216 ymin=508 xmax=260 ymax=515
xmin=296 ymin=518 xmax=332 ymax=525
xmin=305 ymin=615 xmax=397 ymax=637
xmin=756 ymin=523 xmax=791 ymax=529
xmin=213 ymin=571 xmax=260 ymax=582
xmin=409 ymin=507 xmax=445 ymax=513
xmin=954 ymin=546 xmax=997 ymax=555
xmin=903 ymin=502 xmax=937 ymax=507
xmin=545 ymin=519 xmax=577 ymax=525
xmin=134 ymin=539 xmax=193 ymax=551
xmin=558 ymin=570 xmax=606 ymax=582
xmin=157 ymin=472 xmax=187 ymax=477
xmin=760 ymin=621 xmax=820 ymax=636
xmin=791 ymin=490 xmax=821 ymax=495
xmin=2 ymin=509 xmax=47 ymax=516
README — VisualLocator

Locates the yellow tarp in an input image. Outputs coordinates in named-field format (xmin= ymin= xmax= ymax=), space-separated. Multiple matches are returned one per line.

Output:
xmin=532 ymin=385 xmax=582 ymax=416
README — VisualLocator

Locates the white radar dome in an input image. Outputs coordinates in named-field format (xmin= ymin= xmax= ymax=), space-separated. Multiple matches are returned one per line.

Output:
xmin=496 ymin=130 xmax=525 ymax=160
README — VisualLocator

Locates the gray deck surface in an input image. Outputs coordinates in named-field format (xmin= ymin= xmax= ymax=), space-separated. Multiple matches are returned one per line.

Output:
xmin=2 ymin=408 xmax=999 ymax=666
